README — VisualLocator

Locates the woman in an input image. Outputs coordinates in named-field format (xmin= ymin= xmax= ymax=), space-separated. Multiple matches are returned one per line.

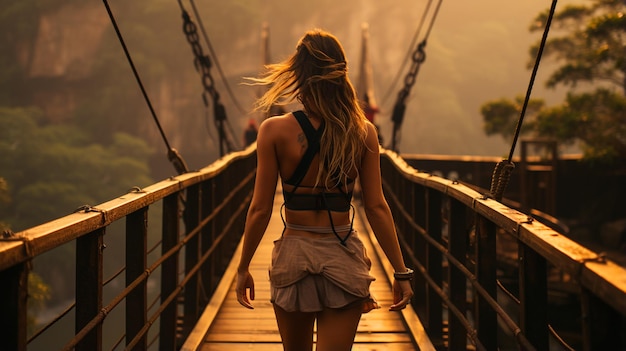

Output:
xmin=236 ymin=29 xmax=413 ymax=351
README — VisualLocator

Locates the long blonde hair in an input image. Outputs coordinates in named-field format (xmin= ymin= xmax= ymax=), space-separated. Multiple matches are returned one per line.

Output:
xmin=248 ymin=29 xmax=368 ymax=188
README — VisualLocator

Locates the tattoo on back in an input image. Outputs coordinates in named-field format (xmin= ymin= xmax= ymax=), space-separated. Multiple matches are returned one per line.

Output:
xmin=298 ymin=133 xmax=307 ymax=152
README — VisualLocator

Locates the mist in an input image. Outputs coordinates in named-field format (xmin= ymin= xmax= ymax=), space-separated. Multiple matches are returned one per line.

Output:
xmin=10 ymin=0 xmax=585 ymax=174
xmin=172 ymin=0 xmax=583 ymax=159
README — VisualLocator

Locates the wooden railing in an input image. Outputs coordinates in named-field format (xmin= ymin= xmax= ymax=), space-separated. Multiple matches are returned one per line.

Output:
xmin=0 ymin=146 xmax=256 ymax=351
xmin=2 ymin=145 xmax=624 ymax=351
xmin=380 ymin=149 xmax=626 ymax=351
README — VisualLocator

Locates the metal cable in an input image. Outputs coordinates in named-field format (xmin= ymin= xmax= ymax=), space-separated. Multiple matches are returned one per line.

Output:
xmin=176 ymin=0 xmax=238 ymax=156
xmin=27 ymin=302 xmax=75 ymax=344
xmin=487 ymin=0 xmax=558 ymax=201
xmin=102 ymin=0 xmax=189 ymax=175
xmin=189 ymin=0 xmax=248 ymax=116
xmin=389 ymin=0 xmax=443 ymax=151
xmin=380 ymin=0 xmax=434 ymax=106
xmin=508 ymin=0 xmax=559 ymax=162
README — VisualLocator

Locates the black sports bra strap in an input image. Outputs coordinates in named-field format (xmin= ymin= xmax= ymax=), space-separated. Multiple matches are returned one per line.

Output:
xmin=293 ymin=110 xmax=318 ymax=140
xmin=284 ymin=111 xmax=324 ymax=186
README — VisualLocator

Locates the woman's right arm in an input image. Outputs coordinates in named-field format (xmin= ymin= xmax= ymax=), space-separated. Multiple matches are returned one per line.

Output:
xmin=236 ymin=118 xmax=279 ymax=309
xmin=359 ymin=123 xmax=413 ymax=310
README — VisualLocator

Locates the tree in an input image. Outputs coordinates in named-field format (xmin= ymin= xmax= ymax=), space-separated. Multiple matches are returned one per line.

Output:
xmin=27 ymin=272 xmax=50 ymax=335
xmin=480 ymin=95 xmax=545 ymax=140
xmin=0 ymin=106 xmax=155 ymax=305
xmin=0 ymin=106 xmax=154 ymax=231
xmin=529 ymin=0 xmax=625 ymax=93
xmin=481 ymin=0 xmax=626 ymax=164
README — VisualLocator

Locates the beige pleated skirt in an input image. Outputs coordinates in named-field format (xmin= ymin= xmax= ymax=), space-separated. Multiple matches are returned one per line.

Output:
xmin=269 ymin=231 xmax=376 ymax=313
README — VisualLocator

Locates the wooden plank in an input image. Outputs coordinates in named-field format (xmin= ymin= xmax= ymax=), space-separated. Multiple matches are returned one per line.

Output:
xmin=207 ymin=316 xmax=406 ymax=334
xmin=182 ymin=186 xmax=430 ymax=350
xmin=205 ymin=332 xmax=413 ymax=343
xmin=192 ymin=343 xmax=417 ymax=351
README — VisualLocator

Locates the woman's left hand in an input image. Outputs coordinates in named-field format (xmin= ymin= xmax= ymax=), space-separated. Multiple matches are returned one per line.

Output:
xmin=236 ymin=270 xmax=255 ymax=309
xmin=389 ymin=279 xmax=413 ymax=311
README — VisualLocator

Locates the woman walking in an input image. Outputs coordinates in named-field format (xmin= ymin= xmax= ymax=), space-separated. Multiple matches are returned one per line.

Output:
xmin=236 ymin=29 xmax=413 ymax=351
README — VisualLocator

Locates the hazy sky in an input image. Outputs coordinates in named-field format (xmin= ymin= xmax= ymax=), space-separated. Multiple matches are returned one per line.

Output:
xmin=84 ymin=0 xmax=587 ymax=161
xmin=183 ymin=0 xmax=586 ymax=157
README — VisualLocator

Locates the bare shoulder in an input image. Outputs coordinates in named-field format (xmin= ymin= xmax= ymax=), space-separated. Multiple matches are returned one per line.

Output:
xmin=259 ymin=112 xmax=296 ymax=131
xmin=258 ymin=112 xmax=299 ymax=141
xmin=364 ymin=121 xmax=380 ymax=148
xmin=364 ymin=120 xmax=377 ymax=135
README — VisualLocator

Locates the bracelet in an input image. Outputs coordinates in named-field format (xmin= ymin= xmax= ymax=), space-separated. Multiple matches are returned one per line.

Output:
xmin=393 ymin=268 xmax=414 ymax=281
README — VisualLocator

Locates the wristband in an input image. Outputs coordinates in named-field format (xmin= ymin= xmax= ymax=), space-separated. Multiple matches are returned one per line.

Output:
xmin=393 ymin=268 xmax=414 ymax=281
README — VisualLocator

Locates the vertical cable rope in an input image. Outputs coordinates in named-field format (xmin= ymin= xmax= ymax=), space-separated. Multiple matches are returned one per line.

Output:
xmin=507 ymin=0 xmax=558 ymax=162
xmin=102 ymin=0 xmax=189 ymax=174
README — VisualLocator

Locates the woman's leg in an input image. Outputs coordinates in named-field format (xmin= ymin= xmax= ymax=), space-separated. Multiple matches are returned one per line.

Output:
xmin=273 ymin=304 xmax=316 ymax=351
xmin=315 ymin=304 xmax=363 ymax=351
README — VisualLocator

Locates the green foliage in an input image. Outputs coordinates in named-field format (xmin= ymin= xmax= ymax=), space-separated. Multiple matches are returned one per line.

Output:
xmin=0 ymin=107 xmax=154 ymax=231
xmin=481 ymin=0 xmax=626 ymax=165
xmin=529 ymin=0 xmax=625 ymax=91
xmin=27 ymin=272 xmax=51 ymax=335
xmin=535 ymin=89 xmax=626 ymax=164
xmin=480 ymin=95 xmax=545 ymax=140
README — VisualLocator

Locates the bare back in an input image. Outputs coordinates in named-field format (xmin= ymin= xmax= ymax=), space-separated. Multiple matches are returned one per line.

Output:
xmin=267 ymin=112 xmax=357 ymax=234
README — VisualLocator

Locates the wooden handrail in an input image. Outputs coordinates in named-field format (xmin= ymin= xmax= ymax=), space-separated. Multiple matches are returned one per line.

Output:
xmin=0 ymin=145 xmax=257 ymax=351
xmin=2 ymin=145 xmax=624 ymax=350
xmin=380 ymin=148 xmax=626 ymax=350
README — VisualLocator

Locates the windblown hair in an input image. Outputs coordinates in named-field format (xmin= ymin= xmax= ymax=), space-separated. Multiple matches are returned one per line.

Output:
xmin=248 ymin=29 xmax=368 ymax=188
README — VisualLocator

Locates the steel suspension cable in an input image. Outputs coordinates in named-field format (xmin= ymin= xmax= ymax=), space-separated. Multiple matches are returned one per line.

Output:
xmin=188 ymin=0 xmax=243 ymax=151
xmin=102 ymin=0 xmax=189 ymax=175
xmin=189 ymin=0 xmax=248 ymax=116
xmin=380 ymin=0 xmax=435 ymax=107
xmin=176 ymin=0 xmax=238 ymax=156
xmin=508 ymin=0 xmax=558 ymax=162
xmin=389 ymin=0 xmax=443 ymax=152
xmin=488 ymin=0 xmax=558 ymax=201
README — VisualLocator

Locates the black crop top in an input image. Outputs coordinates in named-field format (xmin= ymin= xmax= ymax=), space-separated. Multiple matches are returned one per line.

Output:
xmin=282 ymin=110 xmax=353 ymax=212
xmin=281 ymin=110 xmax=355 ymax=245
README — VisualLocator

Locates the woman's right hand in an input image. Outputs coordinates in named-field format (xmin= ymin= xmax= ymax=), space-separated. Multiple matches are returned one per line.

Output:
xmin=389 ymin=279 xmax=413 ymax=311
xmin=236 ymin=270 xmax=255 ymax=309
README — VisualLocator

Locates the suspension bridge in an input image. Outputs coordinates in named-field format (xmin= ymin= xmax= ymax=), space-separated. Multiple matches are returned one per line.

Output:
xmin=1 ymin=146 xmax=625 ymax=350
xmin=2 ymin=0 xmax=626 ymax=350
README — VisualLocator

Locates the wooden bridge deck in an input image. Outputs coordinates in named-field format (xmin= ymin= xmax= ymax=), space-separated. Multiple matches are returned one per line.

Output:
xmin=181 ymin=186 xmax=435 ymax=351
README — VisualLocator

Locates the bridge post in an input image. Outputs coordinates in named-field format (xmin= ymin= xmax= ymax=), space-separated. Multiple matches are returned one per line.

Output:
xmin=581 ymin=287 xmax=626 ymax=350
xmin=160 ymin=193 xmax=181 ymax=350
xmin=448 ymin=198 xmax=468 ymax=350
xmin=126 ymin=208 xmax=148 ymax=350
xmin=183 ymin=184 xmax=201 ymax=339
xmin=75 ymin=228 xmax=104 ymax=351
xmin=215 ymin=174 xmax=227 ymax=276
xmin=475 ymin=216 xmax=497 ymax=350
xmin=0 ymin=262 xmax=28 ymax=351
xmin=201 ymin=180 xmax=217 ymax=295
xmin=408 ymin=182 xmax=423 ymax=316
xmin=519 ymin=243 xmax=548 ymax=350
xmin=425 ymin=188 xmax=444 ymax=346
